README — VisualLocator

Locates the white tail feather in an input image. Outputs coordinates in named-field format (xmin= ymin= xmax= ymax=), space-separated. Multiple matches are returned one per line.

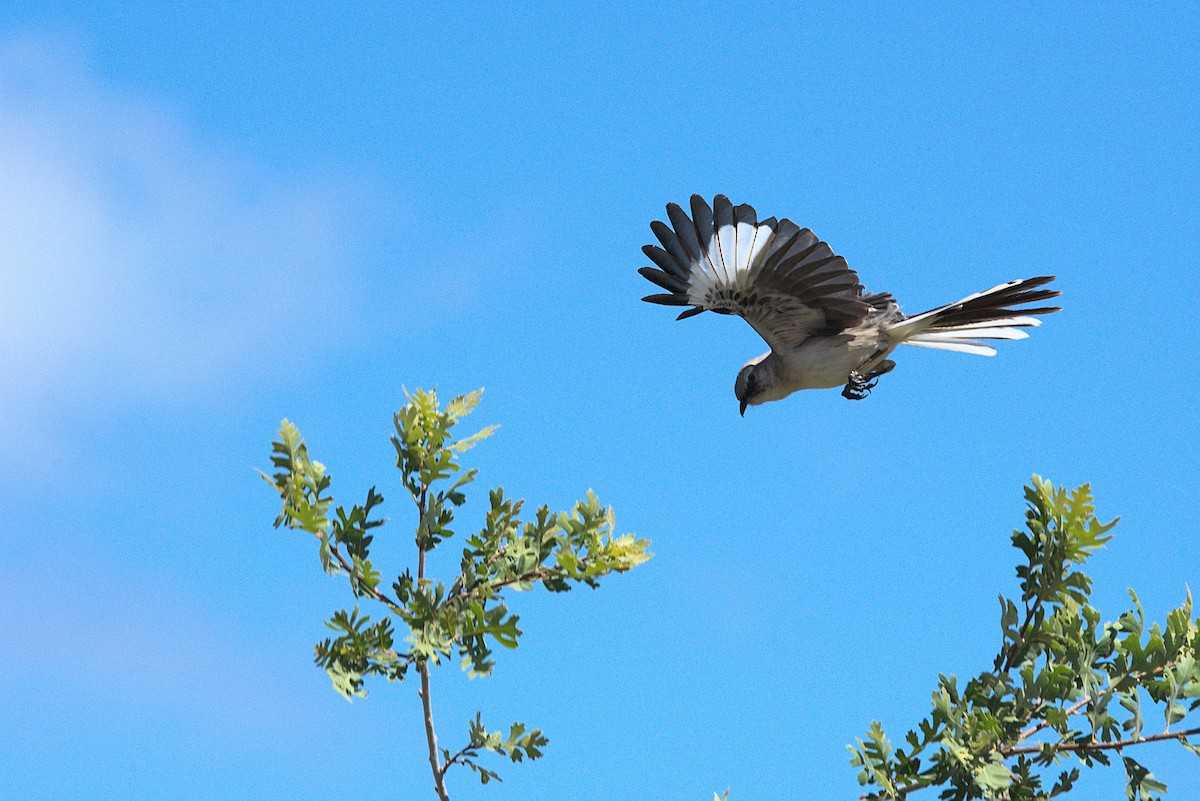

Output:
xmin=914 ymin=327 xmax=1029 ymax=341
xmin=904 ymin=338 xmax=998 ymax=356
xmin=936 ymin=316 xmax=1042 ymax=330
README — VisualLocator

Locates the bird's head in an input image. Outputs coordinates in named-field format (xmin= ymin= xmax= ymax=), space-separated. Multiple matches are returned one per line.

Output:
xmin=734 ymin=362 xmax=765 ymax=417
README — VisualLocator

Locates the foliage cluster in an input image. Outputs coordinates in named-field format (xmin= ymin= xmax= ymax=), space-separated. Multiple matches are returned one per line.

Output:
xmin=849 ymin=477 xmax=1199 ymax=800
xmin=262 ymin=389 xmax=650 ymax=799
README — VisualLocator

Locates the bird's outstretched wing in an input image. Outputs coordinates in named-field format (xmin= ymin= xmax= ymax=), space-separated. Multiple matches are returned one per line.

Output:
xmin=639 ymin=194 xmax=870 ymax=352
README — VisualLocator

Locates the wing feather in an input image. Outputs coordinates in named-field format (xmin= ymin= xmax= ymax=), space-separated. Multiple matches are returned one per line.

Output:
xmin=641 ymin=292 xmax=693 ymax=306
xmin=648 ymin=226 xmax=696 ymax=280
xmin=667 ymin=203 xmax=705 ymax=263
xmin=641 ymin=244 xmax=690 ymax=281
xmin=689 ymin=196 xmax=720 ymax=286
xmin=714 ymin=194 xmax=737 ymax=286
xmin=638 ymin=194 xmax=870 ymax=351
xmin=734 ymin=203 xmax=757 ymax=276
xmin=637 ymin=266 xmax=689 ymax=293
xmin=650 ymin=220 xmax=692 ymax=275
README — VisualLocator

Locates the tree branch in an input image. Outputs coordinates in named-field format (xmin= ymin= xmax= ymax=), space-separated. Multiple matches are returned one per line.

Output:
xmin=1019 ymin=694 xmax=1095 ymax=741
xmin=420 ymin=663 xmax=449 ymax=801
xmin=1004 ymin=726 xmax=1200 ymax=756
xmin=443 ymin=567 xmax=552 ymax=610
xmin=413 ymin=483 xmax=451 ymax=801
xmin=856 ymin=715 xmax=1199 ymax=800
xmin=1018 ymin=663 xmax=1165 ymax=742
xmin=319 ymin=534 xmax=403 ymax=612
xmin=860 ymin=662 xmax=1188 ymax=800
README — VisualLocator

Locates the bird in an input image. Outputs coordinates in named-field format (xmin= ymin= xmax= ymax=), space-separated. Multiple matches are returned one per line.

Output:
xmin=638 ymin=194 xmax=1061 ymax=415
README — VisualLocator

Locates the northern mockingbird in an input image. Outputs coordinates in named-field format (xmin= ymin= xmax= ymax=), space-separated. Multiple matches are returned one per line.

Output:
xmin=639 ymin=195 xmax=1061 ymax=414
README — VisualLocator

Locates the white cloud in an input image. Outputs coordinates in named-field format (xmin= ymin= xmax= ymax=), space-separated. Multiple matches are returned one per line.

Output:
xmin=0 ymin=35 xmax=366 ymax=406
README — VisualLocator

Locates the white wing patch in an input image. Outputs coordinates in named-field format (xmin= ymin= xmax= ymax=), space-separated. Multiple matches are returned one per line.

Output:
xmin=640 ymin=194 xmax=870 ymax=351
xmin=687 ymin=198 xmax=776 ymax=306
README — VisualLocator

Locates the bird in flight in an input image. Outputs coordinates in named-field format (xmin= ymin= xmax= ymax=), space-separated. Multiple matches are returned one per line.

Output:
xmin=638 ymin=195 xmax=1061 ymax=415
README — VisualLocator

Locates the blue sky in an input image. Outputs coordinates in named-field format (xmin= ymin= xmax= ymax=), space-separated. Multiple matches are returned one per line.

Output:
xmin=1 ymin=3 xmax=1197 ymax=800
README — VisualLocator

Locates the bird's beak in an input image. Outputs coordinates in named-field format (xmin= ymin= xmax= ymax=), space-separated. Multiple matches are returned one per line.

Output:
xmin=739 ymin=399 xmax=748 ymax=417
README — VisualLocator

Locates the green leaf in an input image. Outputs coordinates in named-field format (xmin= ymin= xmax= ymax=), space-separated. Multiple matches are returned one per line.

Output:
xmin=1123 ymin=756 xmax=1168 ymax=801
xmin=973 ymin=759 xmax=1012 ymax=791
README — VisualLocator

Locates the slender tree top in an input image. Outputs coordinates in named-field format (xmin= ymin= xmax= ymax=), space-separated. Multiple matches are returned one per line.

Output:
xmin=262 ymin=389 xmax=650 ymax=798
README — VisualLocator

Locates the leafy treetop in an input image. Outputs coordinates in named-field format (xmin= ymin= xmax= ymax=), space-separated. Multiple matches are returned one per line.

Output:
xmin=849 ymin=477 xmax=1199 ymax=801
xmin=261 ymin=389 xmax=650 ymax=799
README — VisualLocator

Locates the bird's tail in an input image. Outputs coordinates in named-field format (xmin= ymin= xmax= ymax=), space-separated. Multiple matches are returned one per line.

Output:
xmin=887 ymin=276 xmax=1061 ymax=356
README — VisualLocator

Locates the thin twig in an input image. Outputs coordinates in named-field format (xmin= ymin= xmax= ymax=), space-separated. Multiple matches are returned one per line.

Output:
xmin=439 ymin=744 xmax=477 ymax=777
xmin=1019 ymin=664 xmax=1165 ymax=742
xmin=484 ymin=538 xmax=511 ymax=568
xmin=1019 ymin=694 xmax=1096 ymax=740
xmin=1003 ymin=726 xmax=1200 ymax=756
xmin=319 ymin=534 xmax=403 ymax=612
xmin=417 ymin=483 xmax=430 ymax=579
xmin=858 ymin=775 xmax=935 ymax=801
xmin=1002 ymin=597 xmax=1044 ymax=672
xmin=442 ymin=568 xmax=553 ymax=610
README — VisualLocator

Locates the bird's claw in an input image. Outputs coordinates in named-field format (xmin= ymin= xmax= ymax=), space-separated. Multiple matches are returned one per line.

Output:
xmin=841 ymin=371 xmax=878 ymax=401
xmin=841 ymin=359 xmax=895 ymax=401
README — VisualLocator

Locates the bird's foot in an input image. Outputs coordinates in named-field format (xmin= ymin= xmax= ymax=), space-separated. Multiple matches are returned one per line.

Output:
xmin=841 ymin=359 xmax=896 ymax=401
xmin=841 ymin=371 xmax=879 ymax=401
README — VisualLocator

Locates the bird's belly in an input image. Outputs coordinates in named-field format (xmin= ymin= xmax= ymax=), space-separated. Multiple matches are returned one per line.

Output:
xmin=783 ymin=337 xmax=891 ymax=390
